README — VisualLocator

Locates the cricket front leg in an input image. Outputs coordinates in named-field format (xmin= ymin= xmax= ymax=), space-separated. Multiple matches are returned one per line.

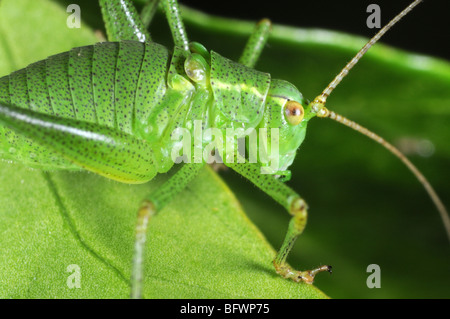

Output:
xmin=161 ymin=0 xmax=190 ymax=52
xmin=272 ymin=197 xmax=332 ymax=283
xmin=99 ymin=0 xmax=151 ymax=42
xmin=228 ymin=162 xmax=331 ymax=284
xmin=238 ymin=18 xmax=271 ymax=68
xmin=131 ymin=163 xmax=205 ymax=298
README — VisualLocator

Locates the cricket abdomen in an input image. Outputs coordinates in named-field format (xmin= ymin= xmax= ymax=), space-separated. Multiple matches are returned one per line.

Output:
xmin=0 ymin=40 xmax=273 ymax=180
xmin=0 ymin=41 xmax=172 ymax=173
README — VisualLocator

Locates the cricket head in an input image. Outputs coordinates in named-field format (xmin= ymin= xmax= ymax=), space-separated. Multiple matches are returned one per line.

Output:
xmin=254 ymin=0 xmax=448 ymax=240
xmin=256 ymin=79 xmax=317 ymax=174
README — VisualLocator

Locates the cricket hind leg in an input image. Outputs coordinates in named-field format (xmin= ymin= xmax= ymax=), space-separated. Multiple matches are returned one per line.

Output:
xmin=228 ymin=161 xmax=331 ymax=284
xmin=131 ymin=163 xmax=205 ymax=298
xmin=239 ymin=19 xmax=272 ymax=68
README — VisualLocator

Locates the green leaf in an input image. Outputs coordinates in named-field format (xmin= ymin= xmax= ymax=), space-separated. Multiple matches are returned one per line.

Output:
xmin=0 ymin=163 xmax=327 ymax=298
xmin=0 ymin=0 xmax=327 ymax=299
xmin=0 ymin=0 xmax=449 ymax=299
xmin=176 ymin=6 xmax=450 ymax=298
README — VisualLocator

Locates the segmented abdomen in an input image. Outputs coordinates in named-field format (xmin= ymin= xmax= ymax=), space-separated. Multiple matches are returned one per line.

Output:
xmin=0 ymin=41 xmax=170 ymax=169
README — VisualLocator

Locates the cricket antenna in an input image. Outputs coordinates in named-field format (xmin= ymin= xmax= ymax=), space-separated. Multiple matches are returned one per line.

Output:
xmin=309 ymin=0 xmax=450 ymax=242
xmin=314 ymin=0 xmax=423 ymax=101
xmin=316 ymin=108 xmax=450 ymax=242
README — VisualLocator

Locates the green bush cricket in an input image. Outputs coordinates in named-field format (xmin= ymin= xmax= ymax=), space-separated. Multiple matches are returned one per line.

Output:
xmin=0 ymin=0 xmax=448 ymax=295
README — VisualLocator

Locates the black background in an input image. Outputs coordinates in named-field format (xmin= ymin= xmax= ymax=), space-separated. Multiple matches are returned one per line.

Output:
xmin=181 ymin=0 xmax=450 ymax=61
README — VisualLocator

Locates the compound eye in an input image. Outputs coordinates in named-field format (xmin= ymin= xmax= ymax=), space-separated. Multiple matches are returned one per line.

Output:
xmin=284 ymin=100 xmax=304 ymax=125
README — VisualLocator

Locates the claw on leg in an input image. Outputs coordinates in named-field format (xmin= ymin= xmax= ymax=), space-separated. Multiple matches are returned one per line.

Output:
xmin=274 ymin=262 xmax=332 ymax=284
xmin=226 ymin=163 xmax=332 ymax=285
xmin=273 ymin=197 xmax=331 ymax=284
